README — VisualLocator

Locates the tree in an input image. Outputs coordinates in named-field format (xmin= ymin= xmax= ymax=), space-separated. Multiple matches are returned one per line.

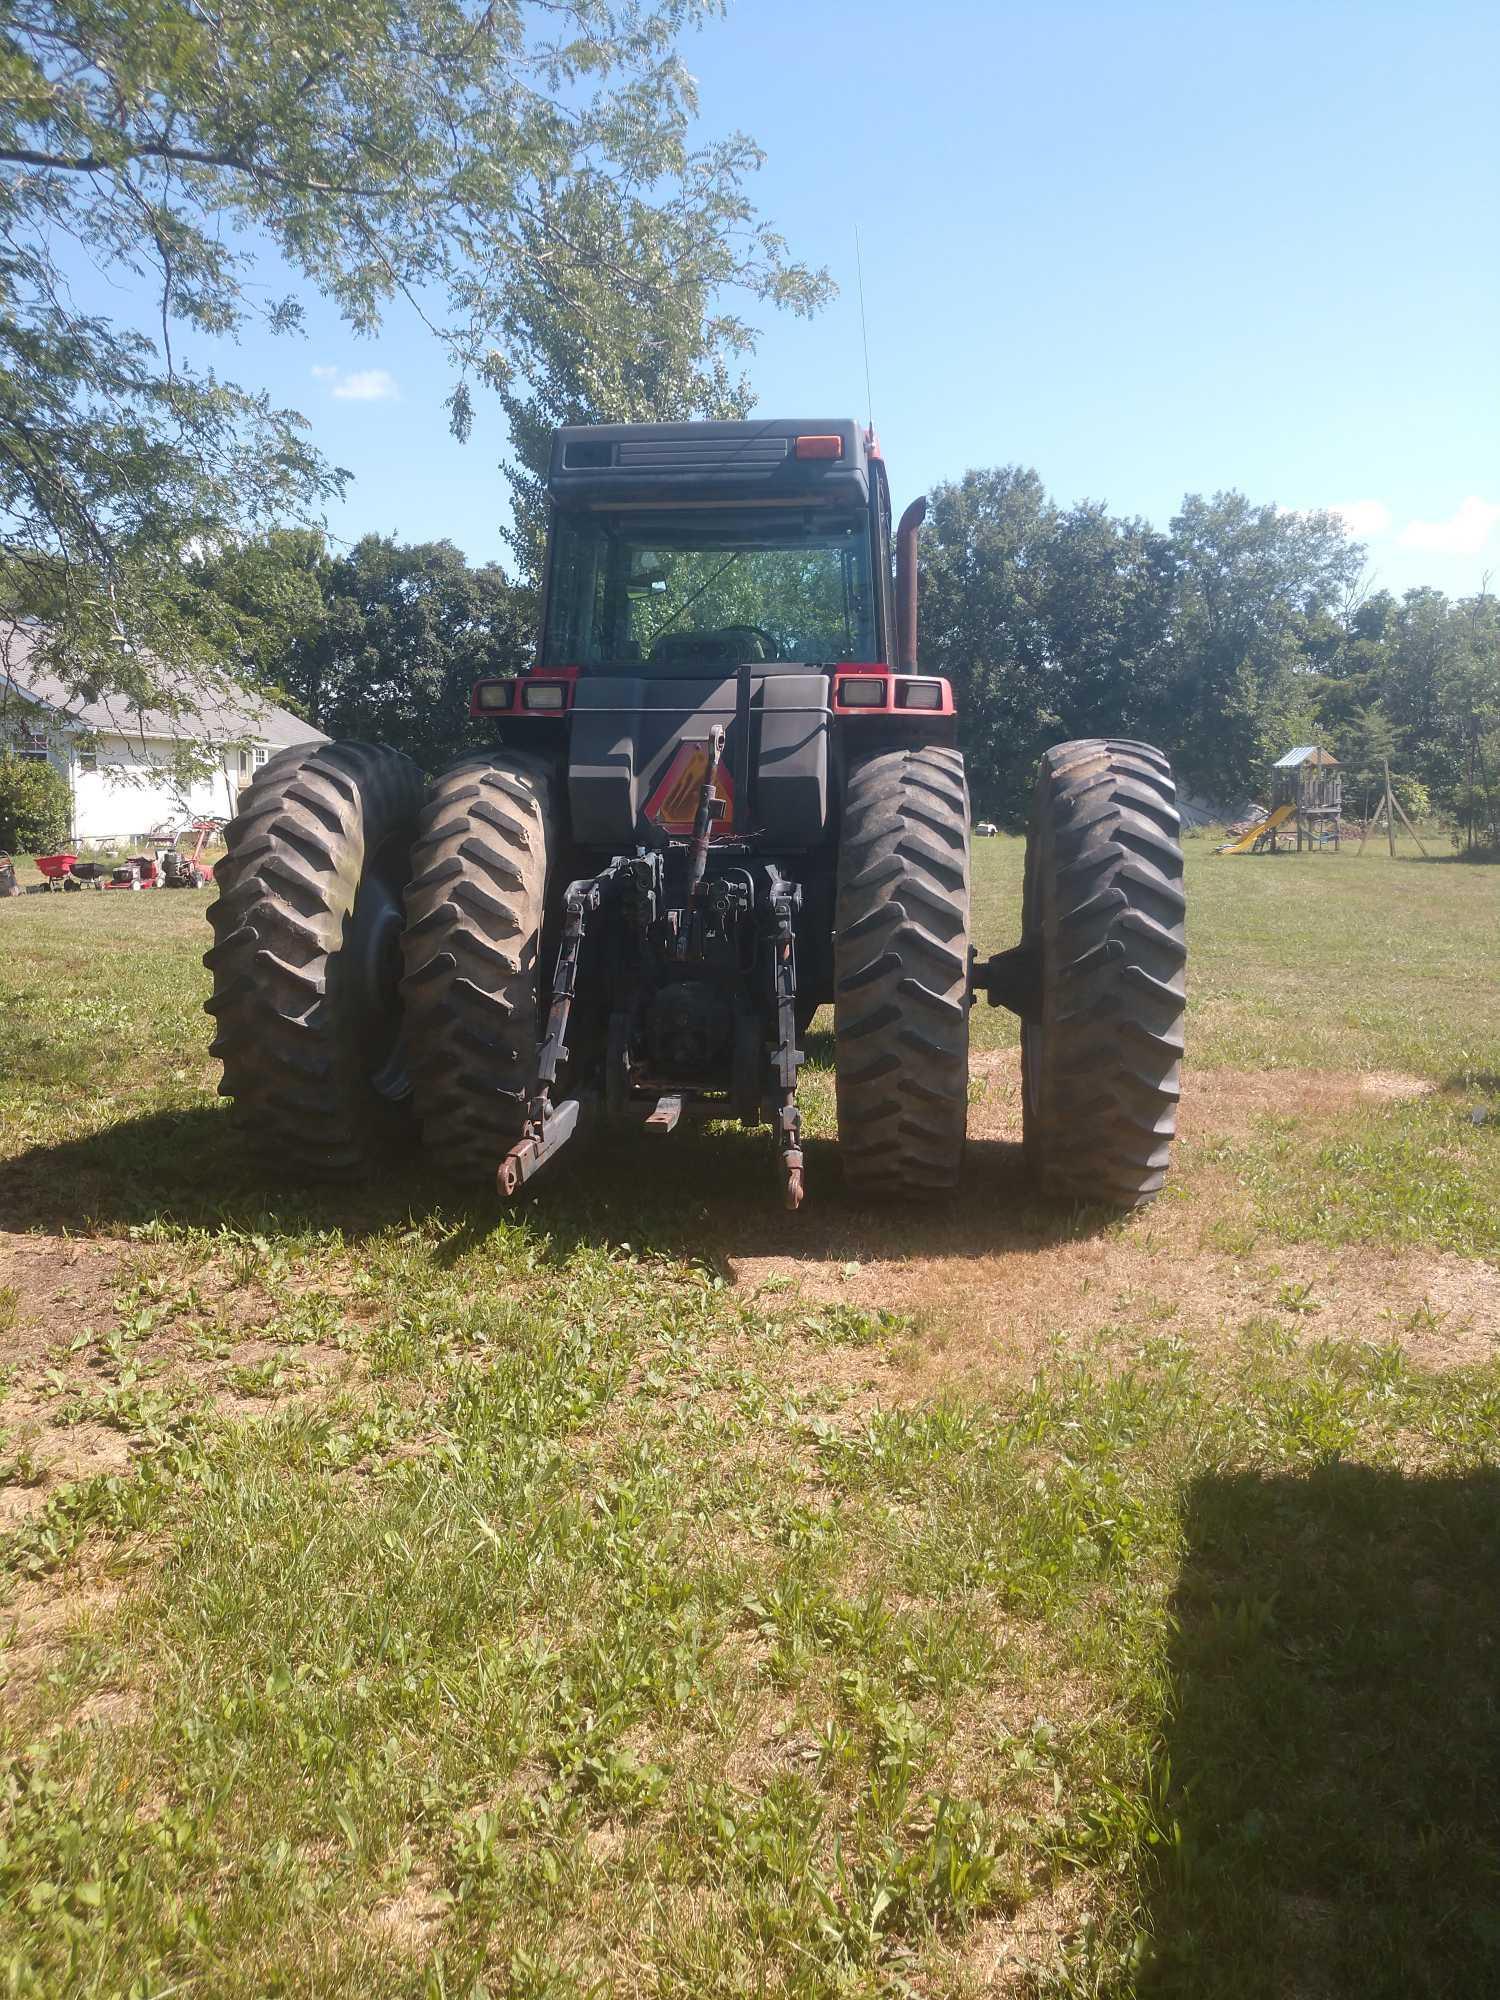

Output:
xmin=918 ymin=467 xmax=1057 ymax=817
xmin=492 ymin=142 xmax=819 ymax=580
xmin=1148 ymin=494 xmax=1362 ymax=801
xmin=0 ymin=2 xmax=828 ymax=705
xmin=919 ymin=467 xmax=1173 ymax=818
xmin=1438 ymin=591 xmax=1500 ymax=847
xmin=190 ymin=529 xmax=534 ymax=770
xmin=0 ymin=750 xmax=70 ymax=851
xmin=1338 ymin=700 xmax=1399 ymax=809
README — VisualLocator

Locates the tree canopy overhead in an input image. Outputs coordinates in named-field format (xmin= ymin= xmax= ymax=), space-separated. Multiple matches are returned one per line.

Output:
xmin=0 ymin=0 xmax=828 ymax=704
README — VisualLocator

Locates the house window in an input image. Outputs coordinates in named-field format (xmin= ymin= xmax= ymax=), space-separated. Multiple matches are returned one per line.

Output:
xmin=238 ymin=749 xmax=250 ymax=776
xmin=17 ymin=730 xmax=48 ymax=763
xmin=78 ymin=752 xmax=98 ymax=775
xmin=253 ymin=746 xmax=269 ymax=768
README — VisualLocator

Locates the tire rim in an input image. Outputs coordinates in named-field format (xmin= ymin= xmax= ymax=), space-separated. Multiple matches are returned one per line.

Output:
xmin=348 ymin=832 xmax=412 ymax=1103
xmin=1022 ymin=1022 xmax=1041 ymax=1126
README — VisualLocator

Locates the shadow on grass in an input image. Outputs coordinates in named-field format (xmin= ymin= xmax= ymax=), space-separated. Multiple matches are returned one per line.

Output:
xmin=1438 ymin=1068 xmax=1500 ymax=1098
xmin=1143 ymin=1464 xmax=1500 ymax=1999
xmin=0 ymin=1098 xmax=1116 ymax=1270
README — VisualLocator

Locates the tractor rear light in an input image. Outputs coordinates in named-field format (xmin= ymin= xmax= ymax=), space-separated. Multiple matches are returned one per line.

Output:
xmin=897 ymin=679 xmax=943 ymax=710
xmin=473 ymin=678 xmax=516 ymax=712
xmin=794 ymin=434 xmax=843 ymax=460
xmin=837 ymin=676 xmax=887 ymax=708
xmin=522 ymin=681 xmax=567 ymax=711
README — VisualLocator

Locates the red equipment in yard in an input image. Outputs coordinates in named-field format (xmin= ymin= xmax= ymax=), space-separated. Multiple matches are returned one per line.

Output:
xmin=160 ymin=819 xmax=221 ymax=888
xmin=105 ymin=855 xmax=161 ymax=890
xmin=35 ymin=852 xmax=79 ymax=889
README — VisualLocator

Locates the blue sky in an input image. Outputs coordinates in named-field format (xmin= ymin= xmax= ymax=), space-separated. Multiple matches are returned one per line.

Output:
xmin=212 ymin=0 xmax=1499 ymax=598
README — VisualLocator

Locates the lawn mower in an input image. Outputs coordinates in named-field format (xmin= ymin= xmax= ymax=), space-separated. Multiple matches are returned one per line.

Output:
xmin=207 ymin=420 xmax=1186 ymax=1209
xmin=105 ymin=855 xmax=160 ymax=890
xmin=158 ymin=818 xmax=223 ymax=888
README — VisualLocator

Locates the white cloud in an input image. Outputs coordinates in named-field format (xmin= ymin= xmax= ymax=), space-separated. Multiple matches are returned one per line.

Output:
xmin=1329 ymin=499 xmax=1391 ymax=538
xmin=1398 ymin=495 xmax=1500 ymax=557
xmin=310 ymin=365 xmax=400 ymax=402
xmin=333 ymin=367 xmax=399 ymax=402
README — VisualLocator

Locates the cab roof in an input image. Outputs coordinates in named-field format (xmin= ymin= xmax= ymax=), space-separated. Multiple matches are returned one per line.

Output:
xmin=546 ymin=419 xmax=871 ymax=510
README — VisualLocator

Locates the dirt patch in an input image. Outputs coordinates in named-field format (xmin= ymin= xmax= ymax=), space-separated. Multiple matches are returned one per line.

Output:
xmin=0 ymin=1226 xmax=353 ymax=1508
xmin=368 ymin=1877 xmax=448 ymax=1954
xmin=726 ymin=1066 xmax=1498 ymax=1390
xmin=1177 ymin=1064 xmax=1430 ymax=1140
xmin=0 ymin=1579 xmax=122 ymax=1705
xmin=0 ymin=1229 xmax=127 ymax=1368
xmin=956 ymin=1873 xmax=1094 ymax=1994
xmin=1359 ymin=1071 xmax=1436 ymax=1102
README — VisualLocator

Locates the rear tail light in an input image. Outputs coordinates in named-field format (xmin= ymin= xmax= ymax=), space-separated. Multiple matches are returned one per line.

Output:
xmin=837 ymin=676 xmax=887 ymax=707
xmin=522 ymin=681 xmax=567 ymax=711
xmin=896 ymin=680 xmax=943 ymax=710
xmin=473 ymin=679 xmax=516 ymax=712
xmin=794 ymin=434 xmax=844 ymax=460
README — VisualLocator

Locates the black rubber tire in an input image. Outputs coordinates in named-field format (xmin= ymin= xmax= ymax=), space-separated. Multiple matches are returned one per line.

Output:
xmin=399 ymin=751 xmax=558 ymax=1180
xmin=834 ymin=745 xmax=971 ymax=1196
xmin=204 ymin=739 xmax=424 ymax=1177
xmin=1021 ymin=738 xmax=1187 ymax=1207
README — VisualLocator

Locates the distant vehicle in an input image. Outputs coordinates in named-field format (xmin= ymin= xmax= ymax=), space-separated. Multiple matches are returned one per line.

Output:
xmin=975 ymin=820 xmax=999 ymax=837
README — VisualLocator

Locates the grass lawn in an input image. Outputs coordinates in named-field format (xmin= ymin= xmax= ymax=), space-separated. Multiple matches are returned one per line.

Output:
xmin=1 ymin=840 xmax=1498 ymax=1998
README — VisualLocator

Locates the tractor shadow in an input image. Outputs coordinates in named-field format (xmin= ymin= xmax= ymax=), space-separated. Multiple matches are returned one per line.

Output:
xmin=0 ymin=1104 xmax=442 ymax=1244
xmin=506 ymin=1124 xmax=1118 ymax=1277
xmin=0 ymin=1101 xmax=1114 ymax=1273
xmin=1138 ymin=1464 xmax=1500 ymax=1998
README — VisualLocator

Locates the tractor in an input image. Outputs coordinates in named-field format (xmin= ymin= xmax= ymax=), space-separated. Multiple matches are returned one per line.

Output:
xmin=205 ymin=420 xmax=1186 ymax=1209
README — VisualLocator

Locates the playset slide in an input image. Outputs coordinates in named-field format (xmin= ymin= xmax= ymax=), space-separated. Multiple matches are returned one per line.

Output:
xmin=1216 ymin=801 xmax=1295 ymax=854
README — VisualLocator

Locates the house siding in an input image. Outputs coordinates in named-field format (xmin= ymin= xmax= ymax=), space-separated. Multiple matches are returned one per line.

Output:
xmin=67 ymin=736 xmax=246 ymax=843
xmin=2 ymin=635 xmax=325 ymax=847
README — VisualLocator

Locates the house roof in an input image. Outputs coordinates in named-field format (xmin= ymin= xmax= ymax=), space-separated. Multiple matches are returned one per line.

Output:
xmin=0 ymin=622 xmax=326 ymax=750
xmin=1274 ymin=744 xmax=1340 ymax=768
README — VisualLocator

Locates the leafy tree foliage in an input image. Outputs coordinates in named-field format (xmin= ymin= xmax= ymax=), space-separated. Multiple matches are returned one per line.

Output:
xmin=1147 ymin=493 xmax=1361 ymax=801
xmin=919 ymin=465 xmax=1498 ymax=834
xmin=492 ymin=134 xmax=822 ymax=580
xmin=189 ymin=529 xmax=533 ymax=771
xmin=919 ymin=468 xmax=1173 ymax=815
xmin=0 ymin=749 xmax=70 ymax=851
xmin=0 ymin=2 xmax=826 ymax=701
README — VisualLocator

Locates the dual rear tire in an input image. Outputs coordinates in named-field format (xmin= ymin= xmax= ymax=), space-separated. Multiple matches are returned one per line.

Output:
xmin=205 ymin=741 xmax=423 ymax=1175
xmin=205 ymin=742 xmax=554 ymax=1181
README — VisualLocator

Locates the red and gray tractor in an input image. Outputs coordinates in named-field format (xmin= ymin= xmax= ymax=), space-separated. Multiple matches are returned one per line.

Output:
xmin=205 ymin=420 xmax=1186 ymax=1209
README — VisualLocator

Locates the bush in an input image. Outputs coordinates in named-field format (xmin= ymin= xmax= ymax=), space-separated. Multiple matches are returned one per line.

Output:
xmin=0 ymin=752 xmax=72 ymax=853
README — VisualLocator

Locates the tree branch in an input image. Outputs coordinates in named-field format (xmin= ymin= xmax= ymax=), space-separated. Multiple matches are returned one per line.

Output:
xmin=0 ymin=140 xmax=382 ymax=198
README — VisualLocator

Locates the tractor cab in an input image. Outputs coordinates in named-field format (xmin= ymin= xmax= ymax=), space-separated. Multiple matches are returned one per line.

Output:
xmin=471 ymin=421 xmax=953 ymax=856
xmin=541 ymin=418 xmax=891 ymax=673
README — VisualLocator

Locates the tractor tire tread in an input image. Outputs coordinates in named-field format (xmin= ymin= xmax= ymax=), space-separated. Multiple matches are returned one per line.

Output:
xmin=204 ymin=740 xmax=423 ymax=1177
xmin=835 ymin=747 xmax=971 ymax=1197
xmin=1022 ymin=739 xmax=1186 ymax=1208
xmin=399 ymin=750 xmax=557 ymax=1179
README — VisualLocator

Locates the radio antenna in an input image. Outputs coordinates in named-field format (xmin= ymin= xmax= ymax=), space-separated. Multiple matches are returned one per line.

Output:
xmin=855 ymin=225 xmax=875 ymax=433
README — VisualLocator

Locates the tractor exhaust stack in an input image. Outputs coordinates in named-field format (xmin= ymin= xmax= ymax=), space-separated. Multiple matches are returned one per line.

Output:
xmin=894 ymin=495 xmax=927 ymax=670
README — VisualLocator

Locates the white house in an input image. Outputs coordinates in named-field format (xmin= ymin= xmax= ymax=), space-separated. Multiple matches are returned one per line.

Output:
xmin=1 ymin=624 xmax=326 ymax=845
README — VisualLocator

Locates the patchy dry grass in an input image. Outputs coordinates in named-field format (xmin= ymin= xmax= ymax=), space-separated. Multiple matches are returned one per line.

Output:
xmin=0 ymin=838 xmax=1497 ymax=1997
